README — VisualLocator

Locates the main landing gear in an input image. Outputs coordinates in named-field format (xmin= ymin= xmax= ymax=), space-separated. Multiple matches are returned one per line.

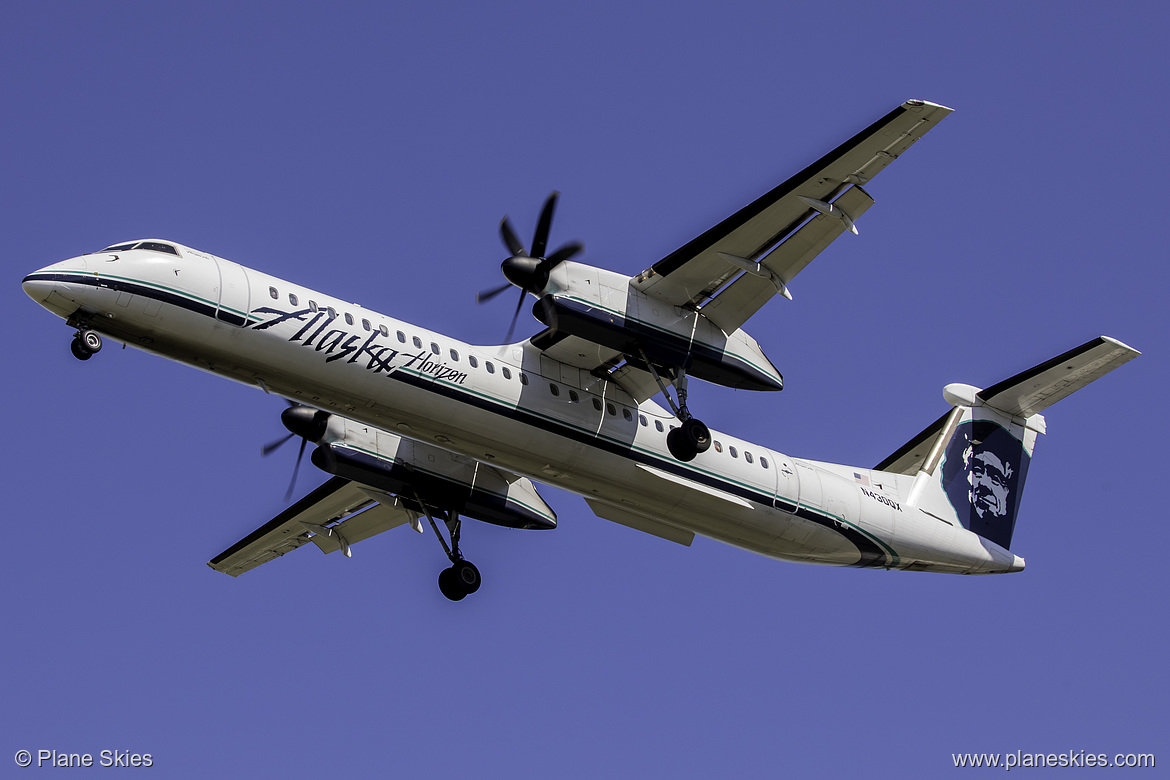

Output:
xmin=638 ymin=349 xmax=711 ymax=462
xmin=70 ymin=329 xmax=103 ymax=361
xmin=414 ymin=491 xmax=482 ymax=601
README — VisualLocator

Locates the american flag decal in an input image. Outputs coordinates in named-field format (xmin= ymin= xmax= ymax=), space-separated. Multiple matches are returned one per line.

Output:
xmin=853 ymin=472 xmax=870 ymax=486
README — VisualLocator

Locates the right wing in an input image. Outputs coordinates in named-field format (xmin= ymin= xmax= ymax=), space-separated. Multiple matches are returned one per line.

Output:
xmin=632 ymin=99 xmax=953 ymax=333
xmin=208 ymin=477 xmax=417 ymax=577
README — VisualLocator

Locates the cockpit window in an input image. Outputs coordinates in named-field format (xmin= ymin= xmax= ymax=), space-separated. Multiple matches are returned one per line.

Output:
xmin=137 ymin=241 xmax=180 ymax=256
xmin=100 ymin=241 xmax=181 ymax=256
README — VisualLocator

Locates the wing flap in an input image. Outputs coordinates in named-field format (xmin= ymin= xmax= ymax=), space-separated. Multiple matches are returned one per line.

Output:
xmin=700 ymin=186 xmax=876 ymax=333
xmin=308 ymin=498 xmax=416 ymax=554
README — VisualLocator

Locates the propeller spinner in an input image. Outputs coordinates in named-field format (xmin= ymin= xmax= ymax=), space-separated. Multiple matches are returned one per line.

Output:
xmin=477 ymin=191 xmax=582 ymax=342
xmin=261 ymin=403 xmax=331 ymax=501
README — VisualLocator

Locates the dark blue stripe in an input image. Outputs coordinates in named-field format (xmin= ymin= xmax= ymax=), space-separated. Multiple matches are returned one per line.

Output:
xmin=24 ymin=272 xmax=242 ymax=323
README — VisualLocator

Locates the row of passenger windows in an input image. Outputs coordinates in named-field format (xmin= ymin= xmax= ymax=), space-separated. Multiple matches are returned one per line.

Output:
xmin=266 ymin=283 xmax=768 ymax=469
xmin=266 ymin=284 xmax=523 ymax=382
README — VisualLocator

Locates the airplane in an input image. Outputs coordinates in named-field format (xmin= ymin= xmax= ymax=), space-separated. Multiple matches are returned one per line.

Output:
xmin=22 ymin=99 xmax=1140 ymax=601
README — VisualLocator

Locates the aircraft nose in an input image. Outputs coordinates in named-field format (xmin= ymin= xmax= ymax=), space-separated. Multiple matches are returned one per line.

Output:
xmin=23 ymin=257 xmax=90 ymax=317
xmin=22 ymin=271 xmax=55 ymax=303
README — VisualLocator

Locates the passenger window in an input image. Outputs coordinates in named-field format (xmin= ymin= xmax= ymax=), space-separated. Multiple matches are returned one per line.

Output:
xmin=714 ymin=441 xmax=723 ymax=453
xmin=469 ymin=356 xmax=479 ymax=368
xmin=760 ymin=457 xmax=769 ymax=469
xmin=309 ymin=301 xmax=318 ymax=312
xmin=269 ymin=286 xmax=278 ymax=300
xmin=412 ymin=336 xmax=422 ymax=348
xmin=569 ymin=390 xmax=579 ymax=403
xmin=380 ymin=324 xmax=389 ymax=337
xmin=450 ymin=349 xmax=459 ymax=361
xmin=502 ymin=366 xmax=511 ymax=379
xmin=592 ymin=398 xmax=603 ymax=411
xmin=606 ymin=403 xmax=616 ymax=416
xmin=485 ymin=361 xmax=495 ymax=374
xmin=327 ymin=307 xmax=337 ymax=319
xmin=549 ymin=383 xmax=560 ymax=397
xmin=745 ymin=451 xmax=753 ymax=464
xmin=639 ymin=414 xmax=648 ymax=426
xmin=654 ymin=420 xmax=664 ymax=432
xmin=430 ymin=342 xmax=440 ymax=355
xmin=519 ymin=373 xmax=529 ymax=385
xmin=345 ymin=313 xmax=354 ymax=326
xmin=397 ymin=331 xmax=406 ymax=343
xmin=362 ymin=318 xmax=371 ymax=331
xmin=622 ymin=408 xmax=632 ymax=421
xmin=729 ymin=446 xmax=738 ymax=459
xmin=289 ymin=293 xmax=299 ymax=306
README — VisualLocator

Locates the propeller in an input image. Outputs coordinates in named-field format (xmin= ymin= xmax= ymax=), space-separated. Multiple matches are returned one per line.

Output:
xmin=477 ymin=191 xmax=583 ymax=342
xmin=261 ymin=403 xmax=331 ymax=501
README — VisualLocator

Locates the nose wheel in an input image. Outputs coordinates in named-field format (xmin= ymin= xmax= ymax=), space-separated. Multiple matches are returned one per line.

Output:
xmin=70 ymin=329 xmax=103 ymax=361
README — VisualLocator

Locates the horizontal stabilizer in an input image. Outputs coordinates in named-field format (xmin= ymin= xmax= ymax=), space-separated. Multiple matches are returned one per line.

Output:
xmin=977 ymin=336 xmax=1140 ymax=418
xmin=875 ymin=336 xmax=1140 ymax=476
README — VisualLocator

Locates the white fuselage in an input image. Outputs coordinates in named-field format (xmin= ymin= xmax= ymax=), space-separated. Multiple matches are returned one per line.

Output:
xmin=23 ymin=242 xmax=1023 ymax=575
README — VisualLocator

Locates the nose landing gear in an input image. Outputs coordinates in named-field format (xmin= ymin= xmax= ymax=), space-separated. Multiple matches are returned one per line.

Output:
xmin=70 ymin=329 xmax=103 ymax=361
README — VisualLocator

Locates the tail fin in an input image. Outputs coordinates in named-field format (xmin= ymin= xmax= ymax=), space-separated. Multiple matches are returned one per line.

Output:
xmin=878 ymin=337 xmax=1140 ymax=549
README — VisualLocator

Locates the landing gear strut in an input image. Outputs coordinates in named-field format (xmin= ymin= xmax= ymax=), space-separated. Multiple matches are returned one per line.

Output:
xmin=70 ymin=329 xmax=103 ymax=361
xmin=414 ymin=490 xmax=481 ymax=601
xmin=638 ymin=349 xmax=711 ymax=462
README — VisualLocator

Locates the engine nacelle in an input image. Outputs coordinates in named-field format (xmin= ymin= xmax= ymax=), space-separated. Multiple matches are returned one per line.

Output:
xmin=310 ymin=417 xmax=556 ymax=531
xmin=537 ymin=261 xmax=782 ymax=391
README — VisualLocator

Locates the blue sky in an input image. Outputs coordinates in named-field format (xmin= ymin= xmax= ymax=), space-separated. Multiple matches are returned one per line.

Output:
xmin=3 ymin=1 xmax=1166 ymax=776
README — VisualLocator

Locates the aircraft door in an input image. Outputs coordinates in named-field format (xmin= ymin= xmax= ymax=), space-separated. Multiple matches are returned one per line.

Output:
xmin=214 ymin=259 xmax=251 ymax=326
xmin=767 ymin=451 xmax=799 ymax=511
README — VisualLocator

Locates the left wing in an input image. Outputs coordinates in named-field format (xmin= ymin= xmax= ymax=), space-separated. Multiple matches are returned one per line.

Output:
xmin=632 ymin=99 xmax=952 ymax=333
xmin=208 ymin=477 xmax=417 ymax=577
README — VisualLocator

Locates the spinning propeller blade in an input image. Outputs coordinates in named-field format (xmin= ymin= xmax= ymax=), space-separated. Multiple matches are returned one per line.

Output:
xmin=262 ymin=403 xmax=330 ymax=502
xmin=477 ymin=192 xmax=583 ymax=342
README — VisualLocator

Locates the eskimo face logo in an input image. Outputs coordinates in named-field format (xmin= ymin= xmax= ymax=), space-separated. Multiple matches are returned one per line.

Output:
xmin=940 ymin=419 xmax=1030 ymax=548
xmin=969 ymin=447 xmax=1013 ymax=520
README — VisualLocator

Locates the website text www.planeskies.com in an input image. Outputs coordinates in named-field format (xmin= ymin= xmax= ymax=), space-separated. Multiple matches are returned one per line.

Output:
xmin=952 ymin=750 xmax=1154 ymax=770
